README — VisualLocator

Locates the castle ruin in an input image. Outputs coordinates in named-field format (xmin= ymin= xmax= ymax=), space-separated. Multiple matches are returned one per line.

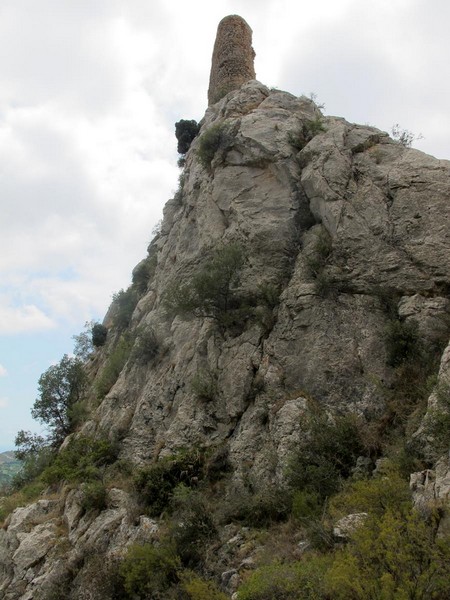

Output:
xmin=207 ymin=15 xmax=256 ymax=105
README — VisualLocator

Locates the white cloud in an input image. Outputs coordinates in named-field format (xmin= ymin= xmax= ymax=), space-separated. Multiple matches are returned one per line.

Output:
xmin=278 ymin=0 xmax=450 ymax=159
xmin=0 ymin=398 xmax=9 ymax=409
xmin=0 ymin=303 xmax=54 ymax=335
xmin=0 ymin=0 xmax=127 ymax=116
xmin=0 ymin=364 xmax=7 ymax=377
xmin=0 ymin=2 xmax=181 ymax=332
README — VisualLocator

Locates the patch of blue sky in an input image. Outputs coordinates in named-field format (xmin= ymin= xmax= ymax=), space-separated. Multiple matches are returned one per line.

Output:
xmin=0 ymin=324 xmax=86 ymax=451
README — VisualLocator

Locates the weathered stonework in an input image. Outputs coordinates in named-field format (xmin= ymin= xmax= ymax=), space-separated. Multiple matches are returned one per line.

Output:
xmin=207 ymin=15 xmax=256 ymax=105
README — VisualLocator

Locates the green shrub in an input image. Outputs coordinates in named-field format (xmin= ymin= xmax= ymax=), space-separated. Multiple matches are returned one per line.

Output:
xmin=180 ymin=571 xmax=227 ymax=600
xmin=305 ymin=228 xmax=332 ymax=277
xmin=328 ymin=508 xmax=450 ymax=599
xmin=190 ymin=368 xmax=218 ymax=401
xmin=80 ymin=481 xmax=107 ymax=512
xmin=291 ymin=490 xmax=322 ymax=521
xmin=41 ymin=436 xmax=117 ymax=485
xmin=13 ymin=432 xmax=54 ymax=486
xmin=290 ymin=490 xmax=335 ymax=552
xmin=173 ymin=171 xmax=186 ymax=204
xmin=175 ymin=119 xmax=200 ymax=155
xmin=256 ymin=282 xmax=281 ymax=311
xmin=223 ymin=487 xmax=291 ymax=528
xmin=328 ymin=468 xmax=411 ymax=521
xmin=132 ymin=255 xmax=157 ymax=296
xmin=39 ymin=573 xmax=74 ymax=600
xmin=197 ymin=122 xmax=233 ymax=168
xmin=384 ymin=318 xmax=422 ymax=367
xmin=96 ymin=335 xmax=132 ymax=398
xmin=424 ymin=382 xmax=450 ymax=457
xmin=303 ymin=227 xmax=336 ymax=297
xmin=179 ymin=573 xmax=225 ymax=599
xmin=0 ymin=454 xmax=22 ymax=490
xmin=288 ymin=117 xmax=326 ymax=151
xmin=237 ymin=556 xmax=332 ymax=600
xmin=204 ymin=445 xmax=232 ymax=483
xmin=378 ymin=318 xmax=441 ymax=445
xmin=391 ymin=123 xmax=423 ymax=148
xmin=0 ymin=480 xmax=46 ymax=524
xmin=73 ymin=554 xmax=126 ymax=600
xmin=133 ymin=448 xmax=205 ymax=517
xmin=92 ymin=323 xmax=108 ymax=347
xmin=112 ymin=287 xmax=139 ymax=330
xmin=306 ymin=117 xmax=326 ymax=136
xmin=164 ymin=243 xmax=245 ymax=330
xmin=170 ymin=486 xmax=217 ymax=568
xmin=131 ymin=327 xmax=160 ymax=364
xmin=119 ymin=542 xmax=180 ymax=599
xmin=252 ymin=283 xmax=281 ymax=332
xmin=287 ymin=407 xmax=367 ymax=503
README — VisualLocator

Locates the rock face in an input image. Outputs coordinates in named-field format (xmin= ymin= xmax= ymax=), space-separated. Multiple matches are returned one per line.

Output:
xmin=1 ymin=33 xmax=450 ymax=600
xmin=208 ymin=15 xmax=256 ymax=105
xmin=90 ymin=81 xmax=449 ymax=484
xmin=333 ymin=512 xmax=368 ymax=539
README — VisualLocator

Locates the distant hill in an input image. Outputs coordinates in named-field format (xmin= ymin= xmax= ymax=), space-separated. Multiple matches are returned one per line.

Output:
xmin=0 ymin=451 xmax=21 ymax=487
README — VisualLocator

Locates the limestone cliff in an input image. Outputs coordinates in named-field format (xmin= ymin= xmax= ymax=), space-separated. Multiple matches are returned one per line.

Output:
xmin=1 ymin=45 xmax=450 ymax=600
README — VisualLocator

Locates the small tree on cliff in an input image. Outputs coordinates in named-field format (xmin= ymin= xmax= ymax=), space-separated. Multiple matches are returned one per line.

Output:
xmin=92 ymin=323 xmax=108 ymax=347
xmin=31 ymin=354 xmax=87 ymax=445
xmin=175 ymin=119 xmax=200 ymax=155
xmin=14 ymin=354 xmax=88 ymax=484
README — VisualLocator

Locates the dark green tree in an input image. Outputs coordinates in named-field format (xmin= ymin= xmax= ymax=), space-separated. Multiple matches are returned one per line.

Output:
xmin=32 ymin=354 xmax=87 ymax=445
xmin=13 ymin=431 xmax=54 ymax=487
xmin=287 ymin=407 xmax=366 ymax=503
xmin=92 ymin=323 xmax=108 ymax=347
xmin=175 ymin=119 xmax=200 ymax=155
xmin=14 ymin=430 xmax=46 ymax=462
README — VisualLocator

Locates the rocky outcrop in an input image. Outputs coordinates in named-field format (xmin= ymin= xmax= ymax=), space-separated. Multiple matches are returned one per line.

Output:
xmin=1 ymin=78 xmax=449 ymax=598
xmin=85 ymin=81 xmax=449 ymax=486
xmin=333 ymin=512 xmax=368 ymax=540
xmin=208 ymin=15 xmax=256 ymax=105
xmin=411 ymin=338 xmax=450 ymax=533
xmin=0 ymin=488 xmax=157 ymax=599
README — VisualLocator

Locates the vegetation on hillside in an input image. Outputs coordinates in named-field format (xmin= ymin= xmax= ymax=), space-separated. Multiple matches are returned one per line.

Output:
xmin=2 ymin=259 xmax=448 ymax=599
xmin=1 ymin=120 xmax=449 ymax=599
xmin=0 ymin=452 xmax=22 ymax=488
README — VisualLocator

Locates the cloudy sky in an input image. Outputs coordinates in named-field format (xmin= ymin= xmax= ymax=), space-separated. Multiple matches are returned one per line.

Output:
xmin=1 ymin=0 xmax=449 ymax=451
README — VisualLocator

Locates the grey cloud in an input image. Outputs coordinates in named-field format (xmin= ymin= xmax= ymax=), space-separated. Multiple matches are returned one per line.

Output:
xmin=0 ymin=0 xmax=127 ymax=115
xmin=118 ymin=0 xmax=171 ymax=32
xmin=278 ymin=1 xmax=450 ymax=158
xmin=281 ymin=29 xmax=398 ymax=119
xmin=0 ymin=120 xmax=102 ymax=232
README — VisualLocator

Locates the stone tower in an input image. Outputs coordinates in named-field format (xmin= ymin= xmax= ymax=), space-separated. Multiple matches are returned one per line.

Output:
xmin=207 ymin=15 xmax=256 ymax=105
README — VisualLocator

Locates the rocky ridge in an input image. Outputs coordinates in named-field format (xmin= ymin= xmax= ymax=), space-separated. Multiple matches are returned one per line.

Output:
xmin=1 ymin=79 xmax=449 ymax=598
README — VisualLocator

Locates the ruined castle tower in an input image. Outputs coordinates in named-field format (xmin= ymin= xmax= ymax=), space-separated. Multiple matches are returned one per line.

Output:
xmin=207 ymin=15 xmax=256 ymax=105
